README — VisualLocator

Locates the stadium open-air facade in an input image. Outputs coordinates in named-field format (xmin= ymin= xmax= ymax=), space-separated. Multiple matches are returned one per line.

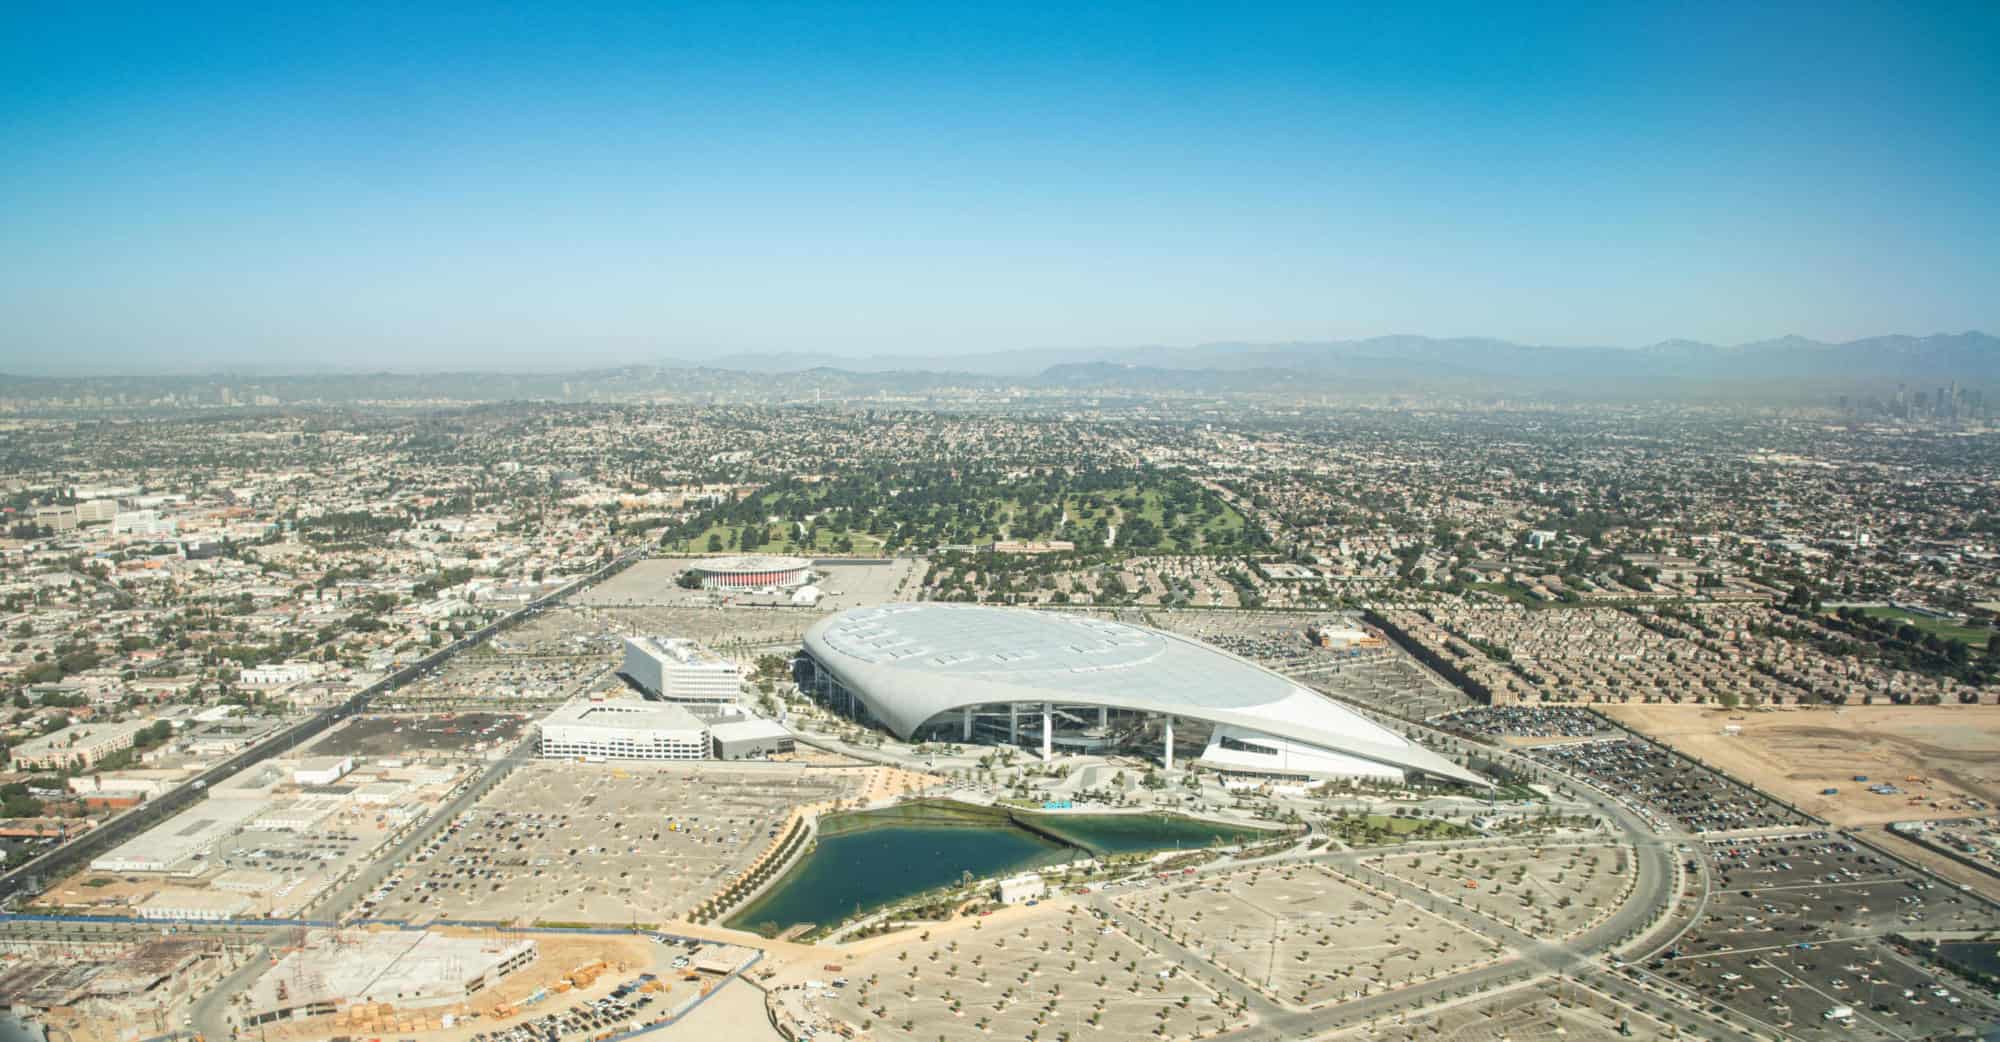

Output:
xmin=799 ymin=604 xmax=1483 ymax=786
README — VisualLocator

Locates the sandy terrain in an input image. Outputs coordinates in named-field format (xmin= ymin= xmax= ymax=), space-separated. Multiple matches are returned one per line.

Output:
xmin=1854 ymin=824 xmax=2000 ymax=904
xmin=1601 ymin=703 xmax=2000 ymax=827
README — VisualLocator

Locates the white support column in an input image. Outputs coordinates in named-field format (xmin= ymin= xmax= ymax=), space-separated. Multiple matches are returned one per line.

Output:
xmin=963 ymin=707 xmax=974 ymax=740
xmin=1009 ymin=703 xmax=1018 ymax=745
xmin=1162 ymin=715 xmax=1175 ymax=772
xmin=1042 ymin=703 xmax=1053 ymax=761
xmin=1098 ymin=706 xmax=1108 ymax=730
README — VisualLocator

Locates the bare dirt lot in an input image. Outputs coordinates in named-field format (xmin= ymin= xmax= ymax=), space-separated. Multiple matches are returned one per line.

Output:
xmin=1601 ymin=704 xmax=2000 ymax=827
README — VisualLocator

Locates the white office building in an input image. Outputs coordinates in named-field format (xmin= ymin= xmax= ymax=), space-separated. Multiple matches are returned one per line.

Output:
xmin=620 ymin=636 xmax=743 ymax=705
xmin=537 ymin=699 xmax=710 ymax=761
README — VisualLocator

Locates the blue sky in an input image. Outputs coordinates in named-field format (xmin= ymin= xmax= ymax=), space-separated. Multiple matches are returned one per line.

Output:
xmin=2 ymin=2 xmax=1996 ymax=373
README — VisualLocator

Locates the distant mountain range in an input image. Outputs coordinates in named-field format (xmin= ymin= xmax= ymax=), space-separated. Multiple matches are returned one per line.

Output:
xmin=693 ymin=331 xmax=1996 ymax=379
xmin=694 ymin=331 xmax=2000 ymax=397
xmin=3 ymin=332 xmax=1994 ymax=404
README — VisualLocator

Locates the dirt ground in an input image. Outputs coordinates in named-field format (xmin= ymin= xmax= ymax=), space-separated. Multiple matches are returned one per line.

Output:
xmin=251 ymin=931 xmax=662 ymax=1042
xmin=1600 ymin=703 xmax=2000 ymax=826
xmin=1854 ymin=824 xmax=2000 ymax=904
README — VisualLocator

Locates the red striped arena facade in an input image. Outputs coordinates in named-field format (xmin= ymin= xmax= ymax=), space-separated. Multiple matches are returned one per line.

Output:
xmin=690 ymin=554 xmax=813 ymax=591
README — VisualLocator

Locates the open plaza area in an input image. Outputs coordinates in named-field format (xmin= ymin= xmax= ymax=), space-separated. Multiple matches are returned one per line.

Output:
xmin=1114 ymin=864 xmax=1505 ymax=1009
xmin=785 ymin=902 xmax=1238 ymax=1042
xmin=363 ymin=761 xmax=864 ymax=925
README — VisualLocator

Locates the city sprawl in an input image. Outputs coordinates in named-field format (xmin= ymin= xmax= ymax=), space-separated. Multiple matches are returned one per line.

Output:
xmin=0 ymin=390 xmax=1994 ymax=1042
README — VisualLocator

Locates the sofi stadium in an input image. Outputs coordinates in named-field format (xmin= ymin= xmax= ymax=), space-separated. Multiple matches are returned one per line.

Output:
xmin=799 ymin=604 xmax=1482 ymax=786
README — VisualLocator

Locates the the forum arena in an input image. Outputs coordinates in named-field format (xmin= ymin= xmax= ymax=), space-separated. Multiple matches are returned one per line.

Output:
xmin=800 ymin=604 xmax=1482 ymax=786
xmin=686 ymin=554 xmax=813 ymax=590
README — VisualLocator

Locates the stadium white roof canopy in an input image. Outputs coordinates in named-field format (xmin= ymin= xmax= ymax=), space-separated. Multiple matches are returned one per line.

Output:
xmin=803 ymin=604 xmax=1482 ymax=785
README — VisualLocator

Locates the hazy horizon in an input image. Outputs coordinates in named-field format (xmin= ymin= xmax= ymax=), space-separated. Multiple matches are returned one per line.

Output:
xmin=3 ymin=3 xmax=1997 ymax=374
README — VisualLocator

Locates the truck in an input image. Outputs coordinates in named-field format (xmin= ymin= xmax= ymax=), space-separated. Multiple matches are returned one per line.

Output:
xmin=1824 ymin=1005 xmax=1855 ymax=1022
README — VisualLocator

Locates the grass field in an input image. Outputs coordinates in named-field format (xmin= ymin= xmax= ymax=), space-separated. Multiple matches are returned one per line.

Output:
xmin=1848 ymin=606 xmax=1995 ymax=646
xmin=665 ymin=523 xmax=888 ymax=555
xmin=666 ymin=479 xmax=1249 ymax=555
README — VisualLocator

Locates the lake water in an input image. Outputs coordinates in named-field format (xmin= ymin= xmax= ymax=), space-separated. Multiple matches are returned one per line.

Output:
xmin=725 ymin=801 xmax=1272 ymax=935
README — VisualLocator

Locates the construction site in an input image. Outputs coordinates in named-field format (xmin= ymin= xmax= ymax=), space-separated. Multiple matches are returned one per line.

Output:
xmin=234 ymin=927 xmax=753 ymax=1042
xmin=0 ymin=937 xmax=234 ymax=1042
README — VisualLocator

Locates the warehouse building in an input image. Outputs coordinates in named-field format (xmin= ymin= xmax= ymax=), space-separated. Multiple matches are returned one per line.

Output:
xmin=292 ymin=755 xmax=354 ymax=786
xmin=709 ymin=717 xmax=795 ymax=760
xmin=89 ymin=797 xmax=268 ymax=874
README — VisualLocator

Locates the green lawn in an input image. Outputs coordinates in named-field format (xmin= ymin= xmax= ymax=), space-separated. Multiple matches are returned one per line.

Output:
xmin=665 ymin=523 xmax=887 ymax=555
xmin=1848 ymin=606 xmax=1994 ymax=646
xmin=671 ymin=480 xmax=1249 ymax=556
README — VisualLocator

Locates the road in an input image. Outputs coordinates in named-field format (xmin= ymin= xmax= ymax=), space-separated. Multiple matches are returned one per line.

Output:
xmin=0 ymin=546 xmax=649 ymax=911
xmin=301 ymin=736 xmax=536 ymax=922
xmin=192 ymin=942 xmax=274 ymax=1041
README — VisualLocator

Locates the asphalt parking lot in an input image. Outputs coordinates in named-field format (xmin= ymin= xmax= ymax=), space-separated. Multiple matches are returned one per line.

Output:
xmin=309 ymin=712 xmax=530 ymax=759
xmin=1435 ymin=705 xmax=1613 ymax=740
xmin=1526 ymin=737 xmax=1810 ymax=834
xmin=1630 ymin=831 xmax=2000 ymax=1040
xmin=362 ymin=762 xmax=856 ymax=925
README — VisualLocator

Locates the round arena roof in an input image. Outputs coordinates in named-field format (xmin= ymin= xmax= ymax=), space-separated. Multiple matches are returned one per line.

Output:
xmin=803 ymin=604 xmax=1481 ymax=785
xmin=689 ymin=554 xmax=812 ymax=574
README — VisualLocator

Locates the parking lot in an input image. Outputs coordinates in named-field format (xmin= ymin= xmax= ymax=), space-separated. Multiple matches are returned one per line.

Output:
xmin=1626 ymin=831 xmax=2000 ymax=1040
xmin=1366 ymin=841 xmax=1635 ymax=939
xmin=574 ymin=557 xmax=921 ymax=611
xmin=1317 ymin=985 xmax=1672 ymax=1042
xmin=1434 ymin=705 xmax=1613 ymax=742
xmin=1114 ymin=864 xmax=1505 ymax=1009
xmin=800 ymin=903 xmax=1236 ymax=1042
xmin=308 ymin=712 xmax=530 ymax=760
xmin=363 ymin=762 xmax=859 ymax=925
xmin=1525 ymin=737 xmax=1811 ymax=834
